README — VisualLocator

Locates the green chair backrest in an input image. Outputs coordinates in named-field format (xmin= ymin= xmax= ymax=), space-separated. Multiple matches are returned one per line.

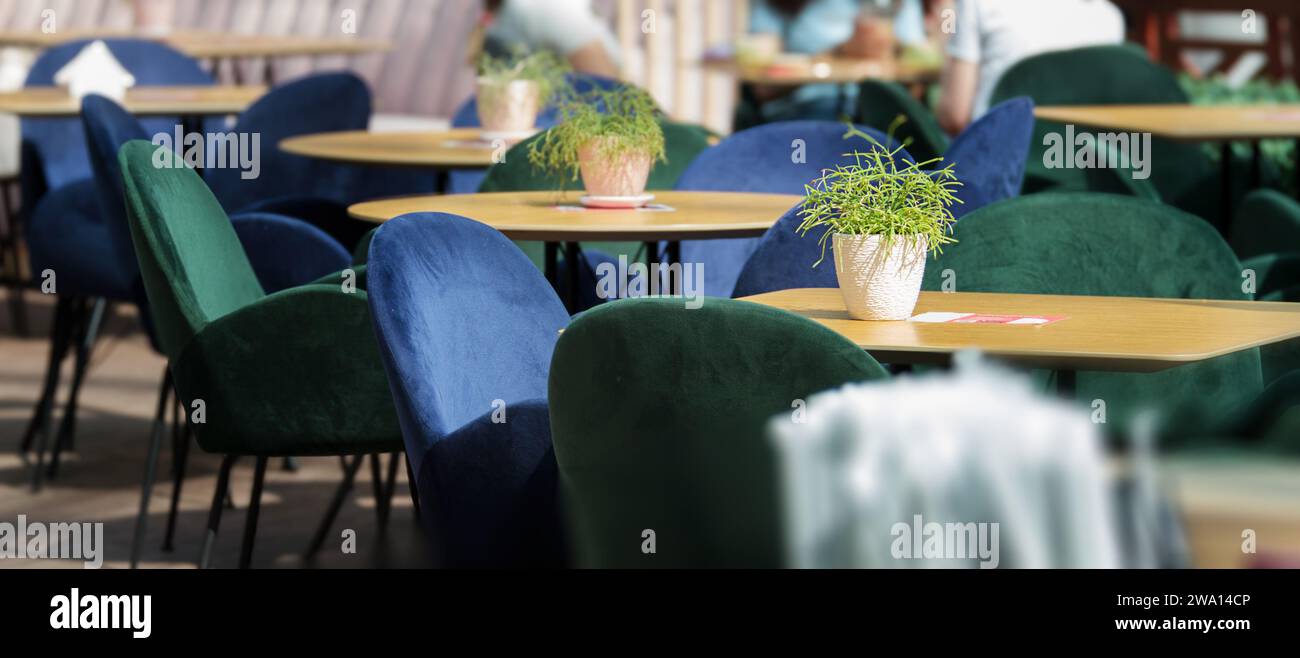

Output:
xmin=548 ymin=297 xmax=889 ymax=568
xmin=855 ymin=80 xmax=949 ymax=163
xmin=990 ymin=45 xmax=1212 ymax=207
xmin=118 ymin=140 xmax=266 ymax=360
xmin=921 ymin=192 xmax=1263 ymax=439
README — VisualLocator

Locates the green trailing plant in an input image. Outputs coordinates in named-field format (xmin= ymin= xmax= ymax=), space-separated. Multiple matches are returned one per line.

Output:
xmin=526 ymin=86 xmax=666 ymax=189
xmin=476 ymin=49 xmax=571 ymax=106
xmin=797 ymin=119 xmax=961 ymax=266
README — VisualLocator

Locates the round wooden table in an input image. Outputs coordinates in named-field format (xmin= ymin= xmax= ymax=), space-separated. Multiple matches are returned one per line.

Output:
xmin=0 ymin=85 xmax=265 ymax=118
xmin=0 ymin=85 xmax=266 ymax=157
xmin=0 ymin=30 xmax=390 ymax=84
xmin=350 ymin=190 xmax=801 ymax=310
xmin=701 ymin=55 xmax=941 ymax=86
xmin=279 ymin=129 xmax=500 ymax=171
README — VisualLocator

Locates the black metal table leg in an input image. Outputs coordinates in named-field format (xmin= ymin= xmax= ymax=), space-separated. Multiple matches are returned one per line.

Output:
xmin=665 ymin=240 xmax=682 ymax=296
xmin=1221 ymin=141 xmax=1233 ymax=235
xmin=565 ymin=242 xmax=582 ymax=312
xmin=1057 ymin=369 xmax=1077 ymax=399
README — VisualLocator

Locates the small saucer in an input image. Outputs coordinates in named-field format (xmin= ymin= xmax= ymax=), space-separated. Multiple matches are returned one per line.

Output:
xmin=579 ymin=194 xmax=656 ymax=209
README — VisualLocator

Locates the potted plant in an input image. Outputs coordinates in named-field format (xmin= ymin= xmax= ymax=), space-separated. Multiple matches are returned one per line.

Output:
xmin=132 ymin=0 xmax=176 ymax=36
xmin=476 ymin=50 xmax=569 ymax=139
xmin=796 ymin=125 xmax=960 ymax=320
xmin=527 ymin=86 xmax=666 ymax=206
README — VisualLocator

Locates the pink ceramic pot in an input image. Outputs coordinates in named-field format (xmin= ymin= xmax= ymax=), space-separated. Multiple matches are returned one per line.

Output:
xmin=578 ymin=138 xmax=652 ymax=198
xmin=476 ymin=78 xmax=541 ymax=134
xmin=133 ymin=0 xmax=176 ymax=36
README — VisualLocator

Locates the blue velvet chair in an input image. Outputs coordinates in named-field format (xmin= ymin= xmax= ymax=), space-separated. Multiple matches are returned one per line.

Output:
xmin=205 ymin=72 xmax=434 ymax=250
xmin=942 ymin=97 xmax=1034 ymax=220
xmin=366 ymin=213 xmax=568 ymax=567
xmin=18 ymin=40 xmax=214 ymax=489
xmin=672 ymin=121 xmax=909 ymax=298
xmin=448 ymin=73 xmax=625 ymax=194
xmin=22 ymin=39 xmax=214 ymax=204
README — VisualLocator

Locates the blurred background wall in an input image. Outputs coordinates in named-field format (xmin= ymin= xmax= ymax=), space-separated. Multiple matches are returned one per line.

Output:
xmin=0 ymin=0 xmax=749 ymax=132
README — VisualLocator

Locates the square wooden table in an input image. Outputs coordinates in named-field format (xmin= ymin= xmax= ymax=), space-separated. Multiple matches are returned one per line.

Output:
xmin=1034 ymin=104 xmax=1300 ymax=223
xmin=739 ymin=288 xmax=1300 ymax=392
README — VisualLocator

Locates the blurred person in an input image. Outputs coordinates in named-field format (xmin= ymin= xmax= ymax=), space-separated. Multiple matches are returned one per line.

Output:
xmin=479 ymin=0 xmax=621 ymax=78
xmin=936 ymin=0 xmax=1125 ymax=134
xmin=746 ymin=0 xmax=927 ymax=124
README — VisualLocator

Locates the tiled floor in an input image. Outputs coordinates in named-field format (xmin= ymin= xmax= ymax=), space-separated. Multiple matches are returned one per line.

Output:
xmin=0 ymin=292 xmax=430 ymax=569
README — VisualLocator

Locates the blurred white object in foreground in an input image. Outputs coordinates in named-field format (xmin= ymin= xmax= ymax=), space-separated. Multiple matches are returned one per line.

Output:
xmin=770 ymin=352 xmax=1121 ymax=568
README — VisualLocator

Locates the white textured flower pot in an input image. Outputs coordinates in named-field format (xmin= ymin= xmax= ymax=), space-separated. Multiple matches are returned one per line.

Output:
xmin=133 ymin=0 xmax=176 ymax=36
xmin=578 ymin=139 xmax=652 ymax=197
xmin=833 ymin=233 xmax=927 ymax=321
xmin=476 ymin=78 xmax=541 ymax=134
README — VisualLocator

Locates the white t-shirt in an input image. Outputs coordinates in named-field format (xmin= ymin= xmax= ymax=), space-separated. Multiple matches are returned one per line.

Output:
xmin=486 ymin=0 xmax=622 ymax=67
xmin=947 ymin=0 xmax=1125 ymax=117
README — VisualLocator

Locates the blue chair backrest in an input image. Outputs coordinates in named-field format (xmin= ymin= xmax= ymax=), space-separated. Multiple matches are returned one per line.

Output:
xmin=671 ymin=121 xmax=912 ymax=298
xmin=228 ymin=213 xmax=350 ymax=294
xmin=943 ymin=97 xmax=1034 ymax=219
xmin=80 ymin=94 xmax=151 ymax=281
xmin=205 ymin=72 xmax=372 ymax=211
xmin=24 ymin=39 xmax=212 ymax=196
xmin=83 ymin=95 xmax=348 ymax=298
xmin=731 ymin=203 xmax=833 ymax=298
xmin=365 ymin=213 xmax=570 ymax=477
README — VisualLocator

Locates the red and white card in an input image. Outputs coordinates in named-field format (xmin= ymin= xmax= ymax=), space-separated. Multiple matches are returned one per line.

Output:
xmin=909 ymin=312 xmax=1067 ymax=326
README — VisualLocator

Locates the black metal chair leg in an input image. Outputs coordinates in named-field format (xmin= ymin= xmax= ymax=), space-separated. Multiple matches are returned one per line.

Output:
xmin=369 ymin=452 xmax=385 ymax=527
xmin=20 ymin=296 xmax=73 ymax=457
xmin=379 ymin=451 xmax=401 ymax=531
xmin=29 ymin=298 xmax=81 ymax=490
xmin=48 ymin=298 xmax=108 ymax=479
xmin=304 ymin=454 xmax=363 ymax=560
xmin=129 ymin=369 xmax=172 ymax=568
xmin=161 ymin=407 xmax=192 ymax=552
xmin=404 ymin=454 xmax=421 ymax=522
xmin=238 ymin=457 xmax=268 ymax=569
xmin=199 ymin=455 xmax=238 ymax=569
xmin=0 ymin=178 xmax=27 ymax=337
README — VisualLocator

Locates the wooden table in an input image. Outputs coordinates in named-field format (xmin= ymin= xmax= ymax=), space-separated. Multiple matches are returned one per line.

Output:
xmin=702 ymin=55 xmax=941 ymax=86
xmin=351 ymin=190 xmax=800 ymax=311
xmin=1034 ymin=103 xmax=1300 ymax=223
xmin=0 ymin=85 xmax=265 ymax=118
xmin=0 ymin=85 xmax=265 ymax=144
xmin=739 ymin=288 xmax=1300 ymax=390
xmin=280 ymin=129 xmax=501 ymax=170
xmin=1035 ymin=104 xmax=1300 ymax=142
xmin=0 ymin=30 xmax=390 ymax=84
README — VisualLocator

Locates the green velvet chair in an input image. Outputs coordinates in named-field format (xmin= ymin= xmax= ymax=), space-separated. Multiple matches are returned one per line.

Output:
xmin=548 ymin=297 xmax=889 ymax=568
xmin=920 ymin=192 xmax=1298 ymax=447
xmin=1231 ymin=189 xmax=1300 ymax=261
xmin=854 ymin=80 xmax=949 ymax=164
xmin=989 ymin=45 xmax=1233 ymax=227
xmin=477 ymin=119 xmax=716 ymax=272
xmin=117 ymin=140 xmax=403 ymax=568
